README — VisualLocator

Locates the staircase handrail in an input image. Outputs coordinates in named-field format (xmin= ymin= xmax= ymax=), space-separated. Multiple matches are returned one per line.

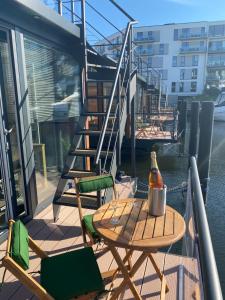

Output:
xmin=94 ymin=20 xmax=137 ymax=165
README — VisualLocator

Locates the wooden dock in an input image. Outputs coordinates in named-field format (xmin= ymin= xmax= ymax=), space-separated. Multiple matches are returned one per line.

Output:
xmin=0 ymin=180 xmax=200 ymax=300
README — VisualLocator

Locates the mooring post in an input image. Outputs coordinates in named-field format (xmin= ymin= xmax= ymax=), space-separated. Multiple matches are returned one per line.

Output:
xmin=197 ymin=101 xmax=214 ymax=204
xmin=189 ymin=101 xmax=200 ymax=158
xmin=177 ymin=100 xmax=187 ymax=154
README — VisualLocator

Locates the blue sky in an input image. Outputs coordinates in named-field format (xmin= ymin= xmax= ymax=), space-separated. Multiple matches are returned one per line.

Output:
xmin=116 ymin=0 xmax=225 ymax=26
xmin=82 ymin=0 xmax=225 ymax=41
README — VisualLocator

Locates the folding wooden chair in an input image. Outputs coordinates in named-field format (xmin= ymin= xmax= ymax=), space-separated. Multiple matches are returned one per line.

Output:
xmin=75 ymin=174 xmax=117 ymax=246
xmin=1 ymin=220 xmax=105 ymax=300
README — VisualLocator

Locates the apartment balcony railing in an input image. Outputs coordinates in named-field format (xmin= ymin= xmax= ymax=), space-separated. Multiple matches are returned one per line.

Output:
xmin=208 ymin=47 xmax=225 ymax=53
xmin=177 ymin=32 xmax=208 ymax=40
xmin=134 ymin=36 xmax=159 ymax=43
xmin=206 ymin=75 xmax=221 ymax=81
xmin=137 ymin=49 xmax=167 ymax=56
xmin=180 ymin=46 xmax=206 ymax=53
xmin=207 ymin=62 xmax=225 ymax=68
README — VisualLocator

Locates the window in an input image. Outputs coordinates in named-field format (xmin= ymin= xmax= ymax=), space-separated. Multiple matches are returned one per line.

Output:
xmin=159 ymin=44 xmax=164 ymax=54
xmin=148 ymin=31 xmax=153 ymax=40
xmin=172 ymin=56 xmax=177 ymax=67
xmin=192 ymin=55 xmax=199 ymax=66
xmin=174 ymin=29 xmax=178 ymax=40
xmin=137 ymin=32 xmax=143 ymax=40
xmin=192 ymin=68 xmax=198 ymax=79
xmin=180 ymin=69 xmax=185 ymax=80
xmin=180 ymin=56 xmax=185 ymax=67
xmin=171 ymin=82 xmax=176 ymax=92
xmin=179 ymin=82 xmax=184 ymax=92
xmin=182 ymin=28 xmax=190 ymax=38
xmin=191 ymin=81 xmax=197 ymax=92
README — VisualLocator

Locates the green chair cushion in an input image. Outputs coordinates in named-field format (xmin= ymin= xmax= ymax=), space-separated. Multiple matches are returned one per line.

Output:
xmin=41 ymin=247 xmax=104 ymax=300
xmin=78 ymin=174 xmax=114 ymax=193
xmin=11 ymin=220 xmax=29 ymax=270
xmin=83 ymin=214 xmax=100 ymax=240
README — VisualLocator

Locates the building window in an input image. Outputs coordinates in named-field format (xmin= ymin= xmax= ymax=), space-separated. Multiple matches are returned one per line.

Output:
xmin=171 ymin=82 xmax=176 ymax=92
xmin=159 ymin=44 xmax=164 ymax=55
xmin=180 ymin=56 xmax=185 ymax=67
xmin=192 ymin=55 xmax=199 ymax=66
xmin=148 ymin=31 xmax=153 ymax=40
xmin=192 ymin=68 xmax=198 ymax=79
xmin=174 ymin=29 xmax=178 ymax=40
xmin=180 ymin=69 xmax=186 ymax=80
xmin=136 ymin=32 xmax=143 ymax=40
xmin=191 ymin=81 xmax=197 ymax=92
xmin=182 ymin=28 xmax=190 ymax=38
xmin=172 ymin=56 xmax=177 ymax=67
xmin=179 ymin=82 xmax=184 ymax=92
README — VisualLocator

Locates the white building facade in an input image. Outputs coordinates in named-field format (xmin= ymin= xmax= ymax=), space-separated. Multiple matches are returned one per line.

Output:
xmin=99 ymin=20 xmax=225 ymax=103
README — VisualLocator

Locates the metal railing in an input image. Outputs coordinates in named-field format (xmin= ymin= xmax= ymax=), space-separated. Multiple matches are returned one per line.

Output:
xmin=94 ymin=20 xmax=137 ymax=166
xmin=190 ymin=156 xmax=223 ymax=300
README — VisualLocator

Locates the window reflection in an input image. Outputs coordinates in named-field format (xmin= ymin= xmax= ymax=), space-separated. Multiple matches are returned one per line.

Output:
xmin=24 ymin=37 xmax=81 ymax=204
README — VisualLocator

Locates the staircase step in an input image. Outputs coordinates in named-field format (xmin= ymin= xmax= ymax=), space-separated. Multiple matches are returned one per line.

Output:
xmin=87 ymin=63 xmax=117 ymax=70
xmin=62 ymin=169 xmax=96 ymax=179
xmin=70 ymin=149 xmax=113 ymax=157
xmin=77 ymin=129 xmax=117 ymax=136
xmin=54 ymin=192 xmax=99 ymax=210
xmin=82 ymin=112 xmax=116 ymax=118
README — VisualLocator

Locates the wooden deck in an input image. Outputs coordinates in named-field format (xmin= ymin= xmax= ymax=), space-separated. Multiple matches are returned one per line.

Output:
xmin=0 ymin=181 xmax=200 ymax=300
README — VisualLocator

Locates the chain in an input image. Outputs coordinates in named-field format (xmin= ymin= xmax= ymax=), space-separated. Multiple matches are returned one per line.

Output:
xmin=137 ymin=180 xmax=187 ymax=194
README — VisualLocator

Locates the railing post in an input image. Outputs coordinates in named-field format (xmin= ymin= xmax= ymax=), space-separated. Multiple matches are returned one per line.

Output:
xmin=97 ymin=159 xmax=102 ymax=207
xmin=58 ymin=0 xmax=62 ymax=15
xmin=70 ymin=0 xmax=75 ymax=23
xmin=177 ymin=100 xmax=187 ymax=154
xmin=81 ymin=0 xmax=87 ymax=85
xmin=117 ymin=75 xmax=121 ymax=166
xmin=189 ymin=101 xmax=200 ymax=158
xmin=197 ymin=101 xmax=214 ymax=204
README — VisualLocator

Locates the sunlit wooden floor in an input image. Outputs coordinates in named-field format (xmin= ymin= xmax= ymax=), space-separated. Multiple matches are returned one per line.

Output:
xmin=0 ymin=181 xmax=200 ymax=300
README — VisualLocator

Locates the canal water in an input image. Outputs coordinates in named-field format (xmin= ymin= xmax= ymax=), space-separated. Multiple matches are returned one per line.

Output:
xmin=121 ymin=121 xmax=225 ymax=295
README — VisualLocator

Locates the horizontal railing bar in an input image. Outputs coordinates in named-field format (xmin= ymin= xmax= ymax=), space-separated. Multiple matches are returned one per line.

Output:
xmin=86 ymin=0 xmax=124 ymax=35
xmin=190 ymin=156 xmax=222 ymax=300
xmin=61 ymin=2 xmax=115 ymax=46
xmin=108 ymin=0 xmax=136 ymax=21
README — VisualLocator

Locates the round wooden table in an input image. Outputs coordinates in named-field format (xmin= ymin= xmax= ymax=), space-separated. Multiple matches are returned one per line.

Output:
xmin=93 ymin=198 xmax=186 ymax=300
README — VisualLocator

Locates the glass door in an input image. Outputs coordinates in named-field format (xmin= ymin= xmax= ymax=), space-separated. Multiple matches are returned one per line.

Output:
xmin=0 ymin=28 xmax=25 ymax=232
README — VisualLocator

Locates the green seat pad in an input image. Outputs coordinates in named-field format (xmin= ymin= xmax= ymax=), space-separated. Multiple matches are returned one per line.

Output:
xmin=41 ymin=247 xmax=104 ymax=300
xmin=11 ymin=220 xmax=29 ymax=270
xmin=78 ymin=174 xmax=114 ymax=193
xmin=83 ymin=214 xmax=100 ymax=240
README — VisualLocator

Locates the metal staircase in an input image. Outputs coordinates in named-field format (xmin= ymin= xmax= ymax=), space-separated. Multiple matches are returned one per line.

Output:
xmin=52 ymin=0 xmax=137 ymax=221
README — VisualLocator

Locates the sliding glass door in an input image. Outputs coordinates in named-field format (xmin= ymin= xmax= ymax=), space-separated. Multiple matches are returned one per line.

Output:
xmin=0 ymin=28 xmax=25 ymax=233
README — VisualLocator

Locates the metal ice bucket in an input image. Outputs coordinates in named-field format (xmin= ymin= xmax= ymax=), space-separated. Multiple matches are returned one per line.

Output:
xmin=148 ymin=185 xmax=167 ymax=216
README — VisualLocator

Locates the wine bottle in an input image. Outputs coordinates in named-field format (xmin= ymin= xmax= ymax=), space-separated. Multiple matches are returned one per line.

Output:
xmin=149 ymin=151 xmax=164 ymax=189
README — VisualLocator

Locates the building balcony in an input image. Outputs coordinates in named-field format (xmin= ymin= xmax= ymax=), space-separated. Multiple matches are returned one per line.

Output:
xmin=206 ymin=75 xmax=221 ymax=81
xmin=134 ymin=36 xmax=159 ymax=43
xmin=180 ymin=47 xmax=206 ymax=53
xmin=177 ymin=33 xmax=207 ymax=40
xmin=208 ymin=47 xmax=225 ymax=53
xmin=207 ymin=62 xmax=225 ymax=68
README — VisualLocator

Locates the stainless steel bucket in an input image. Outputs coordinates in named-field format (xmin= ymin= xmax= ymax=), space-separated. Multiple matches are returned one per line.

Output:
xmin=148 ymin=185 xmax=167 ymax=216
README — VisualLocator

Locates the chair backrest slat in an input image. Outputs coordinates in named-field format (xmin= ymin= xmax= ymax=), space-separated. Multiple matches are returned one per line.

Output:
xmin=11 ymin=220 xmax=30 ymax=270
xmin=77 ymin=174 xmax=114 ymax=194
